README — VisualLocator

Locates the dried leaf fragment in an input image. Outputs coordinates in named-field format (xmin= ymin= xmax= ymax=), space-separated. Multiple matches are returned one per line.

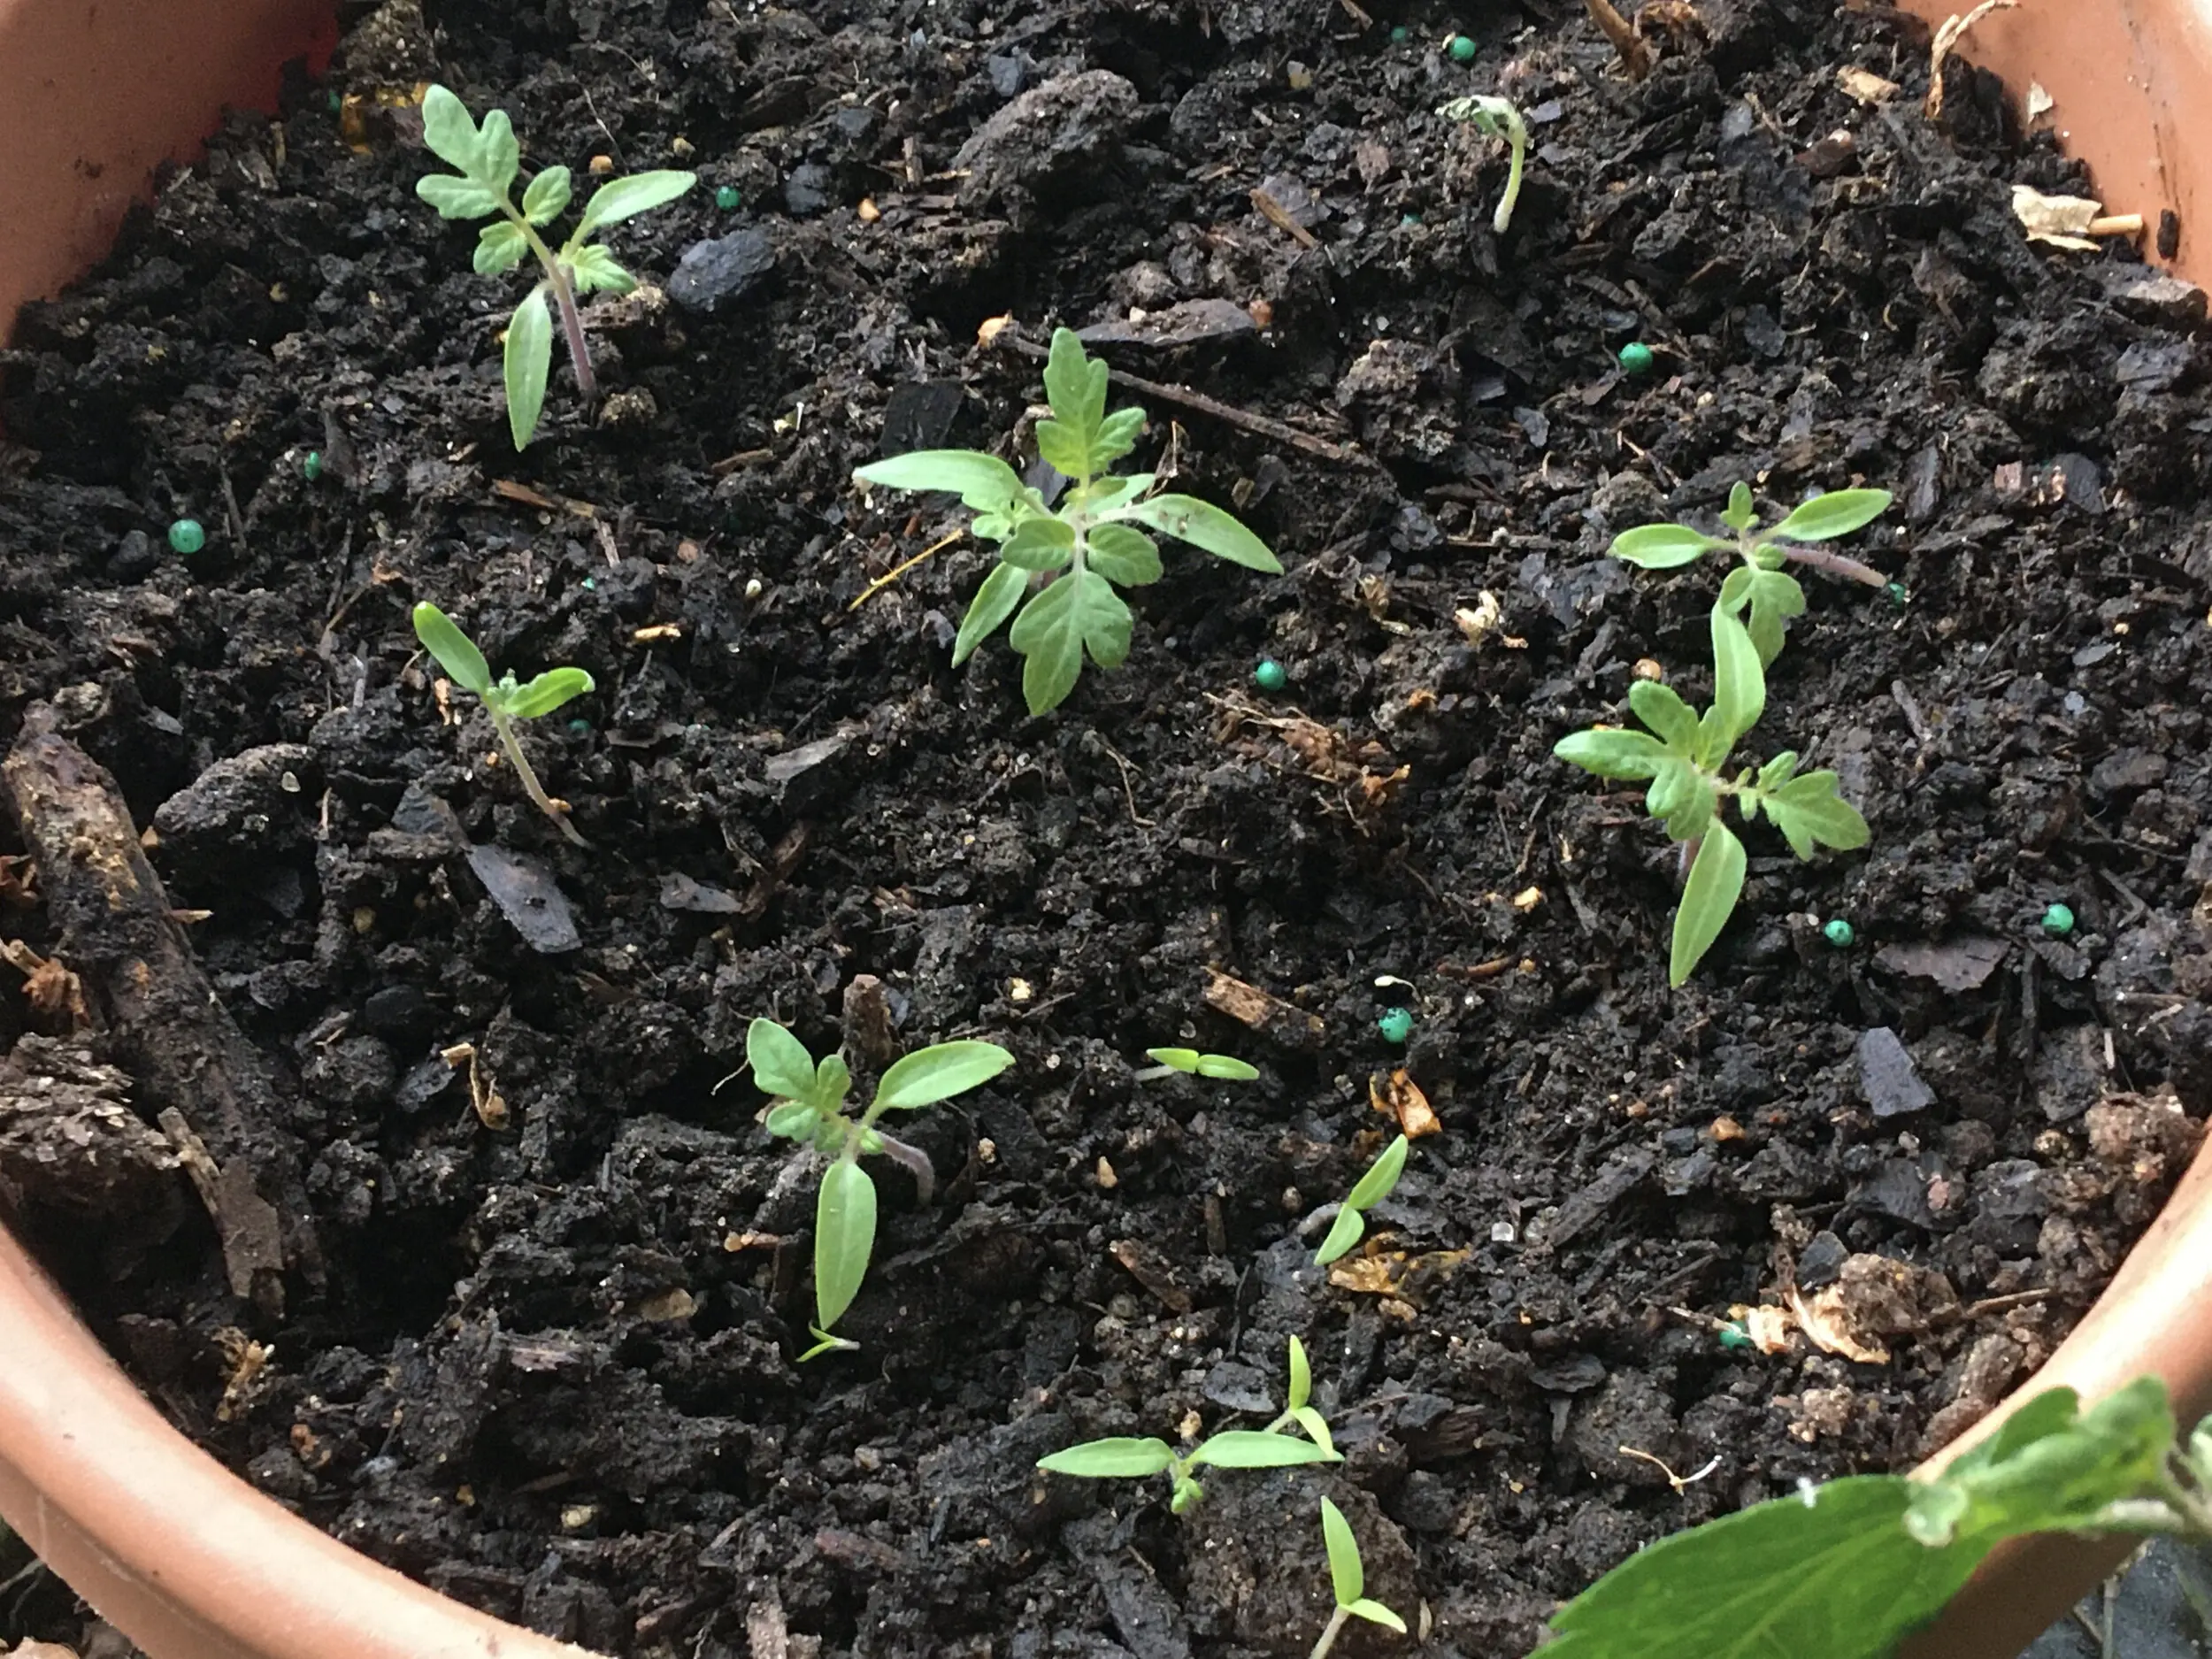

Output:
xmin=1837 ymin=65 xmax=1901 ymax=104
xmin=1927 ymin=0 xmax=2017 ymax=120
xmin=1370 ymin=1068 xmax=1440 ymax=1137
xmin=2012 ymin=184 xmax=2104 ymax=251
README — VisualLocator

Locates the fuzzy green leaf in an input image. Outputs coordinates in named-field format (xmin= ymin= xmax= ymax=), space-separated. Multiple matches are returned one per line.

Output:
xmin=417 ymin=174 xmax=504 ymax=220
xmin=1762 ymin=772 xmax=1870 ymax=859
xmin=419 ymin=85 xmax=484 ymax=173
xmin=499 ymin=667 xmax=595 ymax=719
xmin=575 ymin=169 xmax=696 ymax=236
xmin=1087 ymin=524 xmax=1164 ymax=587
xmin=763 ymin=1101 xmax=816 ymax=1140
xmin=411 ymin=603 xmax=493 ymax=696
xmin=1094 ymin=406 xmax=1147 ymax=468
xmin=564 ymin=243 xmax=634 ymax=296
xmin=477 ymin=108 xmax=519 ymax=193
xmin=747 ymin=1020 xmax=821 ymax=1102
xmin=1009 ymin=571 xmax=1130 ymax=715
xmin=521 ymin=165 xmax=572 ymax=225
xmin=1038 ymin=327 xmax=1111 ymax=474
xmin=1188 ymin=1431 xmax=1340 ymax=1471
xmin=872 ymin=1040 xmax=1014 ymax=1111
xmin=1627 ymin=680 xmax=1699 ymax=751
xmin=857 ymin=449 xmax=1027 ymax=516
xmin=953 ymin=561 xmax=1028 ymax=668
xmin=814 ymin=1161 xmax=877 ymax=1332
xmin=1611 ymin=523 xmax=1726 ymax=569
xmin=1000 ymin=516 xmax=1077 ymax=572
xmin=1117 ymin=494 xmax=1281 ymax=572
xmin=1346 ymin=1133 xmax=1409 ymax=1210
xmin=1321 ymin=1498 xmax=1363 ymax=1606
xmin=1709 ymin=607 xmax=1765 ymax=753
xmin=1671 ymin=821 xmax=1746 ymax=985
xmin=1741 ymin=568 xmax=1806 ymax=667
xmin=474 ymin=221 xmax=529 ymax=275
xmin=503 ymin=288 xmax=553 ymax=450
xmin=1316 ymin=1208 xmax=1364 ymax=1265
xmin=1770 ymin=488 xmax=1893 ymax=543
xmin=1037 ymin=1438 xmax=1179 ymax=1479
xmin=1555 ymin=727 xmax=1669 ymax=780
xmin=813 ymin=1053 xmax=852 ymax=1109
xmin=1655 ymin=764 xmax=1717 ymax=845
xmin=1756 ymin=750 xmax=1801 ymax=790
xmin=1722 ymin=481 xmax=1756 ymax=532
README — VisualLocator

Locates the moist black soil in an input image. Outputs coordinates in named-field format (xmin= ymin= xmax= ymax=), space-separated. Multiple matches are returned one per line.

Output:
xmin=5 ymin=0 xmax=2212 ymax=1654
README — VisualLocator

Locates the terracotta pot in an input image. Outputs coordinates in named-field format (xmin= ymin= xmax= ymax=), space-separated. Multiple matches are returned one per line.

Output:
xmin=0 ymin=3 xmax=2208 ymax=1658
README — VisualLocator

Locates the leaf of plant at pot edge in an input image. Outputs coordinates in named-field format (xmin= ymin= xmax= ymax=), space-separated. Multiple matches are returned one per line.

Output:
xmin=1036 ymin=1438 xmax=1179 ymax=1479
xmin=954 ymin=563 xmax=1029 ymax=668
xmin=1610 ymin=523 xmax=1727 ymax=569
xmin=1117 ymin=495 xmax=1282 ymax=572
xmin=856 ymin=449 xmax=1028 ymax=516
xmin=1671 ymin=821 xmax=1746 ymax=986
xmin=746 ymin=1018 xmax=818 ymax=1102
xmin=1187 ymin=1431 xmax=1340 ymax=1470
xmin=411 ymin=603 xmax=494 ymax=696
xmin=1545 ymin=1475 xmax=1987 ymax=1659
xmin=1010 ymin=571 xmax=1132 ymax=715
xmin=574 ymin=169 xmax=697 ymax=235
xmin=500 ymin=667 xmax=595 ymax=720
xmin=813 ymin=1160 xmax=877 ymax=1332
xmin=1770 ymin=488 xmax=1893 ymax=542
xmin=872 ymin=1041 xmax=1014 ymax=1111
xmin=503 ymin=287 xmax=554 ymax=450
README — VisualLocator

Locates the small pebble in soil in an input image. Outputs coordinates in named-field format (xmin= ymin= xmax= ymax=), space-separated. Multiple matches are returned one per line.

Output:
xmin=1253 ymin=658 xmax=1287 ymax=692
xmin=167 ymin=518 xmax=206 ymax=556
xmin=1617 ymin=341 xmax=1655 ymax=375
xmin=1378 ymin=1006 xmax=1414 ymax=1044
xmin=1886 ymin=580 xmax=1910 ymax=608
xmin=302 ymin=450 xmax=322 ymax=482
xmin=715 ymin=184 xmax=741 ymax=211
xmin=1448 ymin=34 xmax=1477 ymax=62
xmin=2041 ymin=902 xmax=2077 ymax=938
xmin=1822 ymin=918 xmax=1855 ymax=948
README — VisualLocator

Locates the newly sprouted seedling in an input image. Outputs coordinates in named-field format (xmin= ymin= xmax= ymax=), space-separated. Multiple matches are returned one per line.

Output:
xmin=414 ymin=84 xmax=695 ymax=449
xmin=1134 ymin=1047 xmax=1260 ymax=1081
xmin=1611 ymin=481 xmax=1893 ymax=664
xmin=744 ymin=1018 xmax=1013 ymax=1359
xmin=1437 ymin=94 xmax=1530 ymax=234
xmin=411 ymin=602 xmax=595 ymax=846
xmin=1038 ymin=1340 xmax=1341 ymax=1511
xmin=1312 ymin=1499 xmax=1408 ymax=1659
xmin=1315 ymin=1134 xmax=1410 ymax=1266
xmin=1553 ymin=609 xmax=1869 ymax=985
xmin=854 ymin=328 xmax=1282 ymax=715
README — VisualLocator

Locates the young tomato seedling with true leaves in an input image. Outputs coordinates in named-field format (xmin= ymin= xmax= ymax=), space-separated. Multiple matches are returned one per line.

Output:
xmin=744 ymin=1018 xmax=1012 ymax=1360
xmin=1312 ymin=1499 xmax=1408 ymax=1659
xmin=1611 ymin=481 xmax=1893 ymax=664
xmin=1038 ymin=1338 xmax=1340 ymax=1512
xmin=412 ymin=602 xmax=595 ymax=845
xmin=414 ymin=84 xmax=694 ymax=449
xmin=854 ymin=327 xmax=1281 ymax=715
xmin=1554 ymin=609 xmax=1869 ymax=985
xmin=1316 ymin=1133 xmax=1409 ymax=1266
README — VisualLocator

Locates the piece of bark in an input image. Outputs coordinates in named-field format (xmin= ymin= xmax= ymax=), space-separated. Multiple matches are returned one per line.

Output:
xmin=1202 ymin=968 xmax=1325 ymax=1048
xmin=3 ymin=712 xmax=316 ymax=1310
xmin=0 ymin=1035 xmax=184 ymax=1249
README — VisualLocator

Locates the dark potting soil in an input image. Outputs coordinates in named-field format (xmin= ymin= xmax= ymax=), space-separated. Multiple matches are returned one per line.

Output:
xmin=4 ymin=0 xmax=2212 ymax=1653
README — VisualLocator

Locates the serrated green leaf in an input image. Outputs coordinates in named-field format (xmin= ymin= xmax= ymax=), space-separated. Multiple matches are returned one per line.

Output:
xmin=500 ymin=666 xmax=595 ymax=719
xmin=419 ymin=85 xmax=484 ymax=174
xmin=1033 ymin=419 xmax=1088 ymax=480
xmin=1671 ymin=821 xmax=1746 ymax=985
xmin=478 ymin=108 xmax=519 ymax=192
xmin=1321 ymin=1498 xmax=1363 ymax=1606
xmin=1909 ymin=1380 xmax=2174 ymax=1549
xmin=1658 ymin=770 xmax=1717 ymax=844
xmin=1646 ymin=757 xmax=1691 ymax=823
xmin=521 ymin=165 xmax=572 ymax=225
xmin=813 ymin=1161 xmax=877 ymax=1331
xmin=857 ymin=449 xmax=1027 ymax=516
xmin=1756 ymin=750 xmax=1800 ymax=791
xmin=1287 ymin=1336 xmax=1311 ymax=1412
xmin=1717 ymin=564 xmax=1755 ymax=614
xmin=474 ymin=220 xmax=529 ymax=275
xmin=872 ymin=1040 xmax=1014 ymax=1111
xmin=1001 ymin=516 xmax=1076 ymax=572
xmin=575 ymin=169 xmax=696 ymax=236
xmin=1770 ymin=488 xmax=1893 ymax=543
xmin=1194 ymin=1053 xmax=1257 ymax=1080
xmin=953 ymin=561 xmax=1028 ymax=667
xmin=1037 ymin=1438 xmax=1179 ymax=1479
xmin=1627 ymin=680 xmax=1699 ymax=751
xmin=1087 ymin=524 xmax=1163 ymax=586
xmin=1117 ymin=494 xmax=1281 ymax=572
xmin=1762 ymin=772 xmax=1869 ymax=859
xmin=1315 ymin=1207 xmax=1364 ymax=1265
xmin=1094 ymin=405 xmax=1147 ymax=467
xmin=503 ymin=287 xmax=554 ymax=450
xmin=417 ymin=174 xmax=504 ymax=220
xmin=1346 ymin=1133 xmax=1409 ymax=1210
xmin=1709 ymin=606 xmax=1765 ymax=752
xmin=561 ymin=242 xmax=633 ymax=296
xmin=763 ymin=1100 xmax=816 ymax=1140
xmin=1348 ymin=1600 xmax=1407 ymax=1632
xmin=1008 ymin=571 xmax=1129 ymax=715
xmin=1611 ymin=523 xmax=1725 ymax=569
xmin=1744 ymin=569 xmax=1806 ymax=667
xmin=1040 ymin=327 xmax=1110 ymax=472
xmin=1075 ymin=473 xmax=1153 ymax=515
xmin=747 ymin=1018 xmax=818 ymax=1102
xmin=1722 ymin=481 xmax=1757 ymax=532
xmin=411 ymin=602 xmax=494 ymax=696
xmin=1188 ymin=1432 xmax=1340 ymax=1471
xmin=814 ymin=1053 xmax=852 ymax=1109
xmin=1555 ymin=727 xmax=1669 ymax=780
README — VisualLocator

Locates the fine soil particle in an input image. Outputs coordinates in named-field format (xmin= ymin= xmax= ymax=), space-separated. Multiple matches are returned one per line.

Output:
xmin=4 ymin=0 xmax=2211 ymax=1653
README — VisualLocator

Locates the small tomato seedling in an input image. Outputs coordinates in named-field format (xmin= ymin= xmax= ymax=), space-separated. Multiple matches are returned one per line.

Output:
xmin=1553 ymin=609 xmax=1869 ymax=985
xmin=1136 ymin=1046 xmax=1260 ymax=1081
xmin=1315 ymin=1133 xmax=1409 ymax=1266
xmin=1436 ymin=94 xmax=1530 ymax=235
xmin=1611 ymin=481 xmax=1893 ymax=665
xmin=411 ymin=601 xmax=594 ymax=845
xmin=1263 ymin=1336 xmax=1337 ymax=1455
xmin=854 ymin=327 xmax=1282 ymax=715
xmin=415 ymin=83 xmax=695 ymax=449
xmin=744 ymin=1018 xmax=1012 ymax=1358
xmin=1312 ymin=1499 xmax=1408 ymax=1659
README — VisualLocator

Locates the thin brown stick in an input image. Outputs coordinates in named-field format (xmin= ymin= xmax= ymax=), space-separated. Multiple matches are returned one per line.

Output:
xmin=1581 ymin=0 xmax=1653 ymax=78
